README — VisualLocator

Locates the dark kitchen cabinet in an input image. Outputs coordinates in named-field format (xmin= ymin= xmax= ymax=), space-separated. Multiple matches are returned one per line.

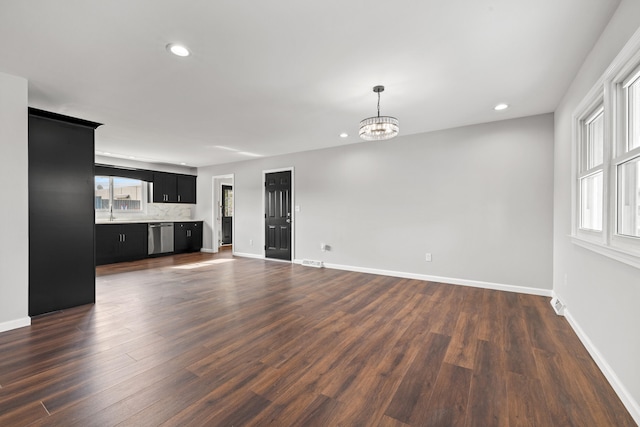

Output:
xmin=174 ymin=221 xmax=203 ymax=253
xmin=153 ymin=172 xmax=177 ymax=203
xmin=28 ymin=108 xmax=101 ymax=316
xmin=177 ymin=175 xmax=196 ymax=203
xmin=153 ymin=172 xmax=196 ymax=204
xmin=96 ymin=223 xmax=148 ymax=265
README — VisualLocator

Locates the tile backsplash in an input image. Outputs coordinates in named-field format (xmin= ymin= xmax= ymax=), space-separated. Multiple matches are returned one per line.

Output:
xmin=146 ymin=203 xmax=193 ymax=220
xmin=95 ymin=203 xmax=194 ymax=222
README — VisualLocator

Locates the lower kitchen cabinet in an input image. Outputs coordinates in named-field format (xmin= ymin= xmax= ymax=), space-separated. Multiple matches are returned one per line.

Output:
xmin=96 ymin=223 xmax=148 ymax=265
xmin=174 ymin=221 xmax=203 ymax=253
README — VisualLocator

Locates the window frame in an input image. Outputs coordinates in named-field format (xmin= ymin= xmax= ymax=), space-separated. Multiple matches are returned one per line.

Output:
xmin=578 ymin=103 xmax=605 ymax=234
xmin=95 ymin=175 xmax=148 ymax=215
xmin=610 ymin=62 xmax=640 ymax=251
xmin=571 ymin=30 xmax=640 ymax=270
xmin=572 ymin=86 xmax=607 ymax=243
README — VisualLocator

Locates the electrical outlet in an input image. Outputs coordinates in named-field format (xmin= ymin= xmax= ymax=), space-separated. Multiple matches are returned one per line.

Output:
xmin=425 ymin=253 xmax=432 ymax=262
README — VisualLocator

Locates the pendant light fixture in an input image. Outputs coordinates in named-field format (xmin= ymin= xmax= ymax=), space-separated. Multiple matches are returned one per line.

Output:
xmin=359 ymin=85 xmax=399 ymax=141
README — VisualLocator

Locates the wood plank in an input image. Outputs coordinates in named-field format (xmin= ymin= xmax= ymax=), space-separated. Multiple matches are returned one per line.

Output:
xmin=416 ymin=362 xmax=472 ymax=426
xmin=465 ymin=340 xmax=509 ymax=427
xmin=288 ymin=394 xmax=343 ymax=427
xmin=507 ymin=372 xmax=552 ymax=427
xmin=444 ymin=311 xmax=479 ymax=369
xmin=532 ymin=348 xmax=598 ymax=426
xmin=384 ymin=333 xmax=451 ymax=424
xmin=504 ymin=311 xmax=538 ymax=378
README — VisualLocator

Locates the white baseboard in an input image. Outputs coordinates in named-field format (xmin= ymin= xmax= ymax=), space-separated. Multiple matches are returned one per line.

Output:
xmin=0 ymin=316 xmax=31 ymax=334
xmin=314 ymin=261 xmax=552 ymax=297
xmin=233 ymin=252 xmax=265 ymax=260
xmin=200 ymin=248 xmax=216 ymax=254
xmin=563 ymin=306 xmax=640 ymax=425
xmin=235 ymin=252 xmax=296 ymax=263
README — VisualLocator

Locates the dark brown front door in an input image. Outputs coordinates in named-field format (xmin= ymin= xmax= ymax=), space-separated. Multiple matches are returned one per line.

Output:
xmin=265 ymin=170 xmax=292 ymax=260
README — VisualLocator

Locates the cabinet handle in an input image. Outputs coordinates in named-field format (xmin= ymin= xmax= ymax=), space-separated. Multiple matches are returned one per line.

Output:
xmin=123 ymin=234 xmax=126 ymax=242
xmin=178 ymin=195 xmax=181 ymax=202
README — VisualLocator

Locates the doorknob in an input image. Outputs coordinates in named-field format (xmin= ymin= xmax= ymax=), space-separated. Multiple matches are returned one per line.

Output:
xmin=286 ymin=218 xmax=291 ymax=223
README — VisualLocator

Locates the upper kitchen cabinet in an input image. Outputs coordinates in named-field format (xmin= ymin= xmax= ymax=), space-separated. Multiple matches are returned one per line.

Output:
xmin=153 ymin=172 xmax=196 ymax=204
xmin=177 ymin=175 xmax=196 ymax=204
xmin=153 ymin=172 xmax=177 ymax=203
xmin=28 ymin=108 xmax=101 ymax=317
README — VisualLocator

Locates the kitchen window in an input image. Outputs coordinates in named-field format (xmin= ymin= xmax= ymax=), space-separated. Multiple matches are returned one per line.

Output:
xmin=95 ymin=176 xmax=146 ymax=212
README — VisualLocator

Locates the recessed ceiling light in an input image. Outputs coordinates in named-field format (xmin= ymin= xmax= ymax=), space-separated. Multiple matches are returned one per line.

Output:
xmin=340 ymin=132 xmax=348 ymax=138
xmin=180 ymin=162 xmax=187 ymax=165
xmin=494 ymin=103 xmax=509 ymax=111
xmin=166 ymin=43 xmax=190 ymax=57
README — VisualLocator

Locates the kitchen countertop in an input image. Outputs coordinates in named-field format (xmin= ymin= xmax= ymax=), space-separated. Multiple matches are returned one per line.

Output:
xmin=95 ymin=219 xmax=203 ymax=224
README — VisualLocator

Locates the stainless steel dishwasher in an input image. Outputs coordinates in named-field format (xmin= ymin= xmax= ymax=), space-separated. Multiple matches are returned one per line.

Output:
xmin=148 ymin=222 xmax=174 ymax=255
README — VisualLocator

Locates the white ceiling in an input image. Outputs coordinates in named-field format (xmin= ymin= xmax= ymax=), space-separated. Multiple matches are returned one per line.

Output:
xmin=0 ymin=0 xmax=620 ymax=167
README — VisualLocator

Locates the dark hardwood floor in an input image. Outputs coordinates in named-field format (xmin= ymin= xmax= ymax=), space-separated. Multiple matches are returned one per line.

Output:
xmin=0 ymin=252 xmax=635 ymax=426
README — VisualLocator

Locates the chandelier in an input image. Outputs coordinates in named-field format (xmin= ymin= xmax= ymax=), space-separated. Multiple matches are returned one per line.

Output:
xmin=359 ymin=85 xmax=399 ymax=141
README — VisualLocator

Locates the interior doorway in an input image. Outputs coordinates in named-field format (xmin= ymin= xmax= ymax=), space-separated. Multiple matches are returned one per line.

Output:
xmin=212 ymin=174 xmax=234 ymax=253
xmin=221 ymin=185 xmax=233 ymax=246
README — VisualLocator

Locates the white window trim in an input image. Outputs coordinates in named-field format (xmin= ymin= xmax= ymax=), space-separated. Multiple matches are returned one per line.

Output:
xmin=572 ymin=82 xmax=606 ymax=244
xmin=571 ymin=26 xmax=640 ymax=270
xmin=95 ymin=175 xmax=148 ymax=215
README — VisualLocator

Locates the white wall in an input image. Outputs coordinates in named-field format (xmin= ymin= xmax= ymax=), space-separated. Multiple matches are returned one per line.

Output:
xmin=0 ymin=71 xmax=29 ymax=332
xmin=197 ymin=114 xmax=554 ymax=292
xmin=553 ymin=0 xmax=640 ymax=421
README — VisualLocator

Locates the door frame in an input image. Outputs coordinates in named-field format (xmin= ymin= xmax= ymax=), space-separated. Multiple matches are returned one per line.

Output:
xmin=211 ymin=174 xmax=234 ymax=254
xmin=262 ymin=167 xmax=295 ymax=262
